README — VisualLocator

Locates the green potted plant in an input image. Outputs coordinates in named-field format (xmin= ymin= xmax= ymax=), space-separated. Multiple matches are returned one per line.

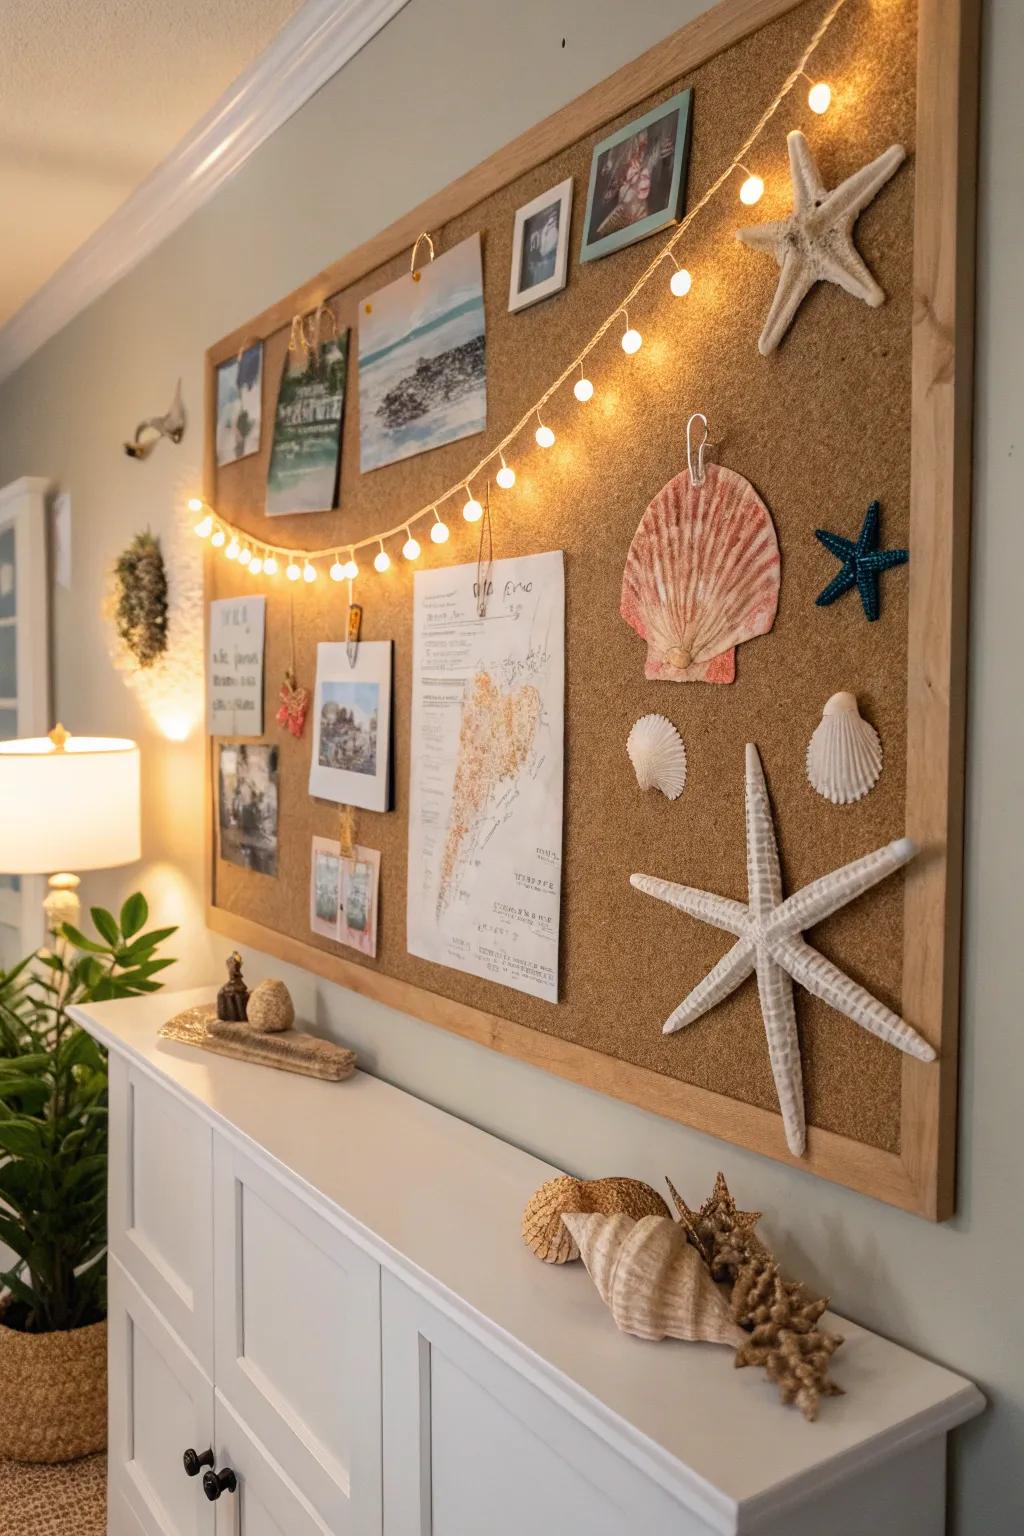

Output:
xmin=0 ymin=894 xmax=176 ymax=1462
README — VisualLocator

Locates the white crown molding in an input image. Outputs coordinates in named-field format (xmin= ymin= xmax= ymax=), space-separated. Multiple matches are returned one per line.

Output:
xmin=0 ymin=0 xmax=410 ymax=387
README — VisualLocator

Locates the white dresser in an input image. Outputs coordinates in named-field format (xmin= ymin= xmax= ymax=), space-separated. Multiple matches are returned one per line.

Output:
xmin=72 ymin=989 xmax=983 ymax=1536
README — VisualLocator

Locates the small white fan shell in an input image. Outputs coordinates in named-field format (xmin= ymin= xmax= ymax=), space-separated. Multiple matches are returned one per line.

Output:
xmin=627 ymin=714 xmax=687 ymax=800
xmin=806 ymin=692 xmax=882 ymax=805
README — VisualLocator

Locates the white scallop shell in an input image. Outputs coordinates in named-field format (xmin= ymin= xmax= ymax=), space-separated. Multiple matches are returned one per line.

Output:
xmin=806 ymin=692 xmax=882 ymax=804
xmin=627 ymin=714 xmax=687 ymax=800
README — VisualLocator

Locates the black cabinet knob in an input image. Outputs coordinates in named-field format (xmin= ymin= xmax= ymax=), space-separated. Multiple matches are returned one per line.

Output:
xmin=202 ymin=1467 xmax=238 ymax=1502
xmin=183 ymin=1448 xmax=214 ymax=1477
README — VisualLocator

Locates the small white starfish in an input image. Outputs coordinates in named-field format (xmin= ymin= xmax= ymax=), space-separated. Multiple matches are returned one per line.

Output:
xmin=737 ymin=129 xmax=906 ymax=356
xmin=631 ymin=744 xmax=935 ymax=1157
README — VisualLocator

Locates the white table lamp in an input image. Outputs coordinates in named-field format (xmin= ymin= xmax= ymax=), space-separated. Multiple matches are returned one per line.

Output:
xmin=0 ymin=724 xmax=141 ymax=931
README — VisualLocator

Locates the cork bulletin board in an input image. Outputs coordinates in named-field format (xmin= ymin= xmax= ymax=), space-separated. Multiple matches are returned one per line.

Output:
xmin=204 ymin=0 xmax=978 ymax=1218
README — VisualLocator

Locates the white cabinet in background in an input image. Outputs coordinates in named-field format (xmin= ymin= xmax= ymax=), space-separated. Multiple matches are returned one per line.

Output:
xmin=76 ymin=989 xmax=984 ymax=1536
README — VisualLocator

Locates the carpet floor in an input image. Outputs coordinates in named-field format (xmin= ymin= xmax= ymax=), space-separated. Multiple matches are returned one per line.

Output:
xmin=0 ymin=1456 xmax=106 ymax=1535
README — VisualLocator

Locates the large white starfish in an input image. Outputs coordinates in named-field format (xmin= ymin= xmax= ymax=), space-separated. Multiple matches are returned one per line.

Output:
xmin=737 ymin=129 xmax=906 ymax=356
xmin=631 ymin=744 xmax=936 ymax=1157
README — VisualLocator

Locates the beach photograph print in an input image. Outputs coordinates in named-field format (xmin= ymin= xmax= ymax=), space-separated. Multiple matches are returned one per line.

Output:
xmin=358 ymin=233 xmax=486 ymax=472
xmin=266 ymin=333 xmax=349 ymax=516
xmin=509 ymin=178 xmax=573 ymax=312
xmin=218 ymin=743 xmax=279 ymax=877
xmin=309 ymin=640 xmax=392 ymax=811
xmin=580 ymin=88 xmax=692 ymax=262
xmin=310 ymin=835 xmax=342 ymax=940
xmin=216 ymin=342 xmax=263 ymax=466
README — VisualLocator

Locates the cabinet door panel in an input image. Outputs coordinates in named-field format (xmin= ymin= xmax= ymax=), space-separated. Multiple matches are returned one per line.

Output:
xmin=381 ymin=1273 xmax=705 ymax=1536
xmin=108 ymin=1257 xmax=215 ymax=1536
xmin=214 ymin=1393 xmax=330 ymax=1536
xmin=110 ymin=1055 xmax=214 ymax=1369
xmin=213 ymin=1139 xmax=382 ymax=1535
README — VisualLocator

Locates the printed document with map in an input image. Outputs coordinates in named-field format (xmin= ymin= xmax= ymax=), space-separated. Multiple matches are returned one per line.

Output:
xmin=407 ymin=551 xmax=564 ymax=1001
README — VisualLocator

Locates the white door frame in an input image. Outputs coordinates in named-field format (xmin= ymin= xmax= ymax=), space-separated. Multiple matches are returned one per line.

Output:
xmin=0 ymin=475 xmax=52 ymax=955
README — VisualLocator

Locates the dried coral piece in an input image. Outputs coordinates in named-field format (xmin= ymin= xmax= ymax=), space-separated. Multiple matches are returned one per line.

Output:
xmin=620 ymin=464 xmax=780 ymax=684
xmin=562 ymin=1212 xmax=744 ymax=1346
xmin=521 ymin=1175 xmax=669 ymax=1264
xmin=669 ymin=1171 xmax=844 ymax=1420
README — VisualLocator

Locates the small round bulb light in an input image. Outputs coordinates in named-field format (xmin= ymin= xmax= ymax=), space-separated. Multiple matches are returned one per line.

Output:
xmin=303 ymin=562 xmax=316 ymax=583
xmin=211 ymin=529 xmax=226 ymax=548
xmin=187 ymin=497 xmax=203 ymax=514
xmin=330 ymin=559 xmax=345 ymax=582
xmin=669 ymin=266 xmax=693 ymax=297
xmin=621 ymin=326 xmax=642 ymax=355
xmin=739 ymin=173 xmax=765 ymax=206
xmin=264 ymin=555 xmax=278 ymax=576
xmin=463 ymin=494 xmax=483 ymax=522
xmin=345 ymin=557 xmax=359 ymax=580
xmin=249 ymin=556 xmax=263 ymax=576
xmin=496 ymin=459 xmax=516 ymax=490
xmin=374 ymin=546 xmax=391 ymax=573
xmin=403 ymin=533 xmax=421 ymax=560
xmin=225 ymin=538 xmax=240 ymax=561
xmin=238 ymin=547 xmax=252 ymax=567
xmin=194 ymin=515 xmax=213 ymax=538
xmin=286 ymin=561 xmax=301 ymax=582
xmin=430 ymin=519 xmax=449 ymax=544
xmin=535 ymin=423 xmax=555 ymax=449
xmin=574 ymin=376 xmax=594 ymax=403
xmin=807 ymin=80 xmax=831 ymax=114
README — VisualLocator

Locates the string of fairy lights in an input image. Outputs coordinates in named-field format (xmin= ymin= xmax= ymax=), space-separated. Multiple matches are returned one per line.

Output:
xmin=191 ymin=0 xmax=847 ymax=585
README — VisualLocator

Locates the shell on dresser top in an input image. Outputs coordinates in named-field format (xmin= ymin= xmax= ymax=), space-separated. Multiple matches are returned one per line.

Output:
xmin=560 ymin=1211 xmax=744 ymax=1346
xmin=521 ymin=1175 xmax=671 ymax=1264
xmin=620 ymin=463 xmax=781 ymax=684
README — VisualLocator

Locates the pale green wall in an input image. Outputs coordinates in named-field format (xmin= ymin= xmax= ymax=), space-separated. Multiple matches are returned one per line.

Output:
xmin=0 ymin=1 xmax=1020 ymax=1528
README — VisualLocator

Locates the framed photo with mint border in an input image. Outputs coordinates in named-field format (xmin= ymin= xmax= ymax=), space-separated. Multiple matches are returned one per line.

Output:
xmin=580 ymin=88 xmax=693 ymax=263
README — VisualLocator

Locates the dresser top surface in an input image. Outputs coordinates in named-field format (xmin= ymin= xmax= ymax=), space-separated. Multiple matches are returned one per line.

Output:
xmin=73 ymin=988 xmax=982 ymax=1527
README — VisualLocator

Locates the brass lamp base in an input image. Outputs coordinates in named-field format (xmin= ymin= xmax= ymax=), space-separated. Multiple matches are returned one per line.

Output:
xmin=44 ymin=873 xmax=81 ymax=934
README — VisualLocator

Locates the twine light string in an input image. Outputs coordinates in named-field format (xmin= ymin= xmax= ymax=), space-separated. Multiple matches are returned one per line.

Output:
xmin=192 ymin=0 xmax=848 ymax=575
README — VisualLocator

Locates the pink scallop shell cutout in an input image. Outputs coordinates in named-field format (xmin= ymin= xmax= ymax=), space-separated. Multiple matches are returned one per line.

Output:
xmin=620 ymin=463 xmax=781 ymax=683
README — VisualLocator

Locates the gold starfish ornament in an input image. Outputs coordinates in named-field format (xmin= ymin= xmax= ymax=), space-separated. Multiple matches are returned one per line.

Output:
xmin=737 ymin=129 xmax=906 ymax=355
xmin=665 ymin=1172 xmax=761 ymax=1266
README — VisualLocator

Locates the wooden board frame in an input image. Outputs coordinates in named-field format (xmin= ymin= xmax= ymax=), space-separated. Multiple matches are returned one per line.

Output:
xmin=204 ymin=0 xmax=979 ymax=1219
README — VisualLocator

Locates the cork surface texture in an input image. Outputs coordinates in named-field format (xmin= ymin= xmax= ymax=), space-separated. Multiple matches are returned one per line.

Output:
xmin=210 ymin=0 xmax=917 ymax=1154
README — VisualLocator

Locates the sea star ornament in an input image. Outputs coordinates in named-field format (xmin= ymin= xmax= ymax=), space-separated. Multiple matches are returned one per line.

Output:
xmin=737 ymin=129 xmax=906 ymax=355
xmin=631 ymin=744 xmax=936 ymax=1157
xmin=815 ymin=499 xmax=908 ymax=621
xmin=665 ymin=1172 xmax=760 ymax=1266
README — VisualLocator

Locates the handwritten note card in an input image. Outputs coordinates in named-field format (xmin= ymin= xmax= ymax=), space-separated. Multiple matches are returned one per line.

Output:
xmin=208 ymin=596 xmax=266 ymax=736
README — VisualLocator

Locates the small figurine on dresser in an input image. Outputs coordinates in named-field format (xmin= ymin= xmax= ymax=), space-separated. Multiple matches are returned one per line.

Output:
xmin=217 ymin=951 xmax=249 ymax=1021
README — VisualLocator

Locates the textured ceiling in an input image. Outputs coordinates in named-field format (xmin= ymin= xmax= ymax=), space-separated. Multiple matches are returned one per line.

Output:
xmin=0 ymin=0 xmax=307 ymax=328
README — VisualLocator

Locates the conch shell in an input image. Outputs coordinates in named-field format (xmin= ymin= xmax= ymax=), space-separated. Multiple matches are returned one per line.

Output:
xmin=522 ymin=1175 xmax=670 ymax=1264
xmin=620 ymin=464 xmax=780 ymax=683
xmin=562 ymin=1212 xmax=744 ymax=1346
xmin=806 ymin=691 xmax=882 ymax=805
xmin=627 ymin=714 xmax=687 ymax=800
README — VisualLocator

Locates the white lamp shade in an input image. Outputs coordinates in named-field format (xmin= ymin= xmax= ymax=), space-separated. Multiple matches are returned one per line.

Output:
xmin=0 ymin=735 xmax=141 ymax=875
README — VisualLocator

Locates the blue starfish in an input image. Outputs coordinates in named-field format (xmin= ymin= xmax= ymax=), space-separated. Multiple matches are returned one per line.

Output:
xmin=815 ymin=500 xmax=908 ymax=622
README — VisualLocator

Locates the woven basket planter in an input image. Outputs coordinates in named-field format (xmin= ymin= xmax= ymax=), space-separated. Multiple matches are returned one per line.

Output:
xmin=0 ymin=1314 xmax=107 ymax=1462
